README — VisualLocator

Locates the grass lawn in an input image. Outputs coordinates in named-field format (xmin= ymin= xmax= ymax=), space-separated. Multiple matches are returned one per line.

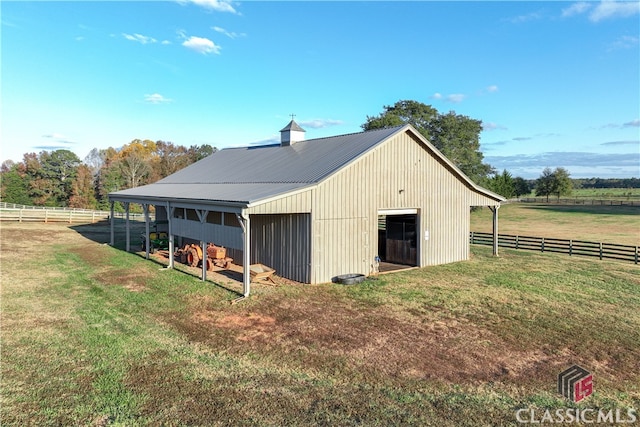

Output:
xmin=471 ymin=203 xmax=640 ymax=246
xmin=1 ymin=222 xmax=639 ymax=426
xmin=570 ymin=188 xmax=640 ymax=200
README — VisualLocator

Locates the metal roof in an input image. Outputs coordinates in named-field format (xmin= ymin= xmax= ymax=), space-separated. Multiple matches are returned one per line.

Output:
xmin=279 ymin=119 xmax=306 ymax=133
xmin=109 ymin=182 xmax=309 ymax=206
xmin=109 ymin=124 xmax=505 ymax=206
xmin=110 ymin=126 xmax=402 ymax=205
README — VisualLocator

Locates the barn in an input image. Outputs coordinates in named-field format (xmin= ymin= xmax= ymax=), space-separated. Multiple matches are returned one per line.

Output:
xmin=108 ymin=121 xmax=504 ymax=296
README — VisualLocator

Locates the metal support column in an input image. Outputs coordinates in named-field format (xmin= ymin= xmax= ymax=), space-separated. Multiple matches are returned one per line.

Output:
xmin=144 ymin=204 xmax=150 ymax=259
xmin=197 ymin=209 xmax=209 ymax=281
xmin=125 ymin=202 xmax=131 ymax=252
xmin=109 ymin=201 xmax=115 ymax=246
xmin=237 ymin=212 xmax=251 ymax=298
xmin=167 ymin=202 xmax=174 ymax=269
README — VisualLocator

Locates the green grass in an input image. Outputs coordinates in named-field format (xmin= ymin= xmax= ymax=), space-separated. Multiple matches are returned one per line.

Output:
xmin=1 ymin=223 xmax=639 ymax=426
xmin=522 ymin=187 xmax=640 ymax=200
xmin=570 ymin=188 xmax=640 ymax=200
xmin=471 ymin=203 xmax=640 ymax=245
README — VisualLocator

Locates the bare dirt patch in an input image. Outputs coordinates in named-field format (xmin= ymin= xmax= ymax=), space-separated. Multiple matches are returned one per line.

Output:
xmin=163 ymin=288 xmax=567 ymax=389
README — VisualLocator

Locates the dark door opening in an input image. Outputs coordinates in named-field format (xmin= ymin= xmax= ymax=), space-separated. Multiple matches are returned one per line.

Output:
xmin=378 ymin=214 xmax=417 ymax=266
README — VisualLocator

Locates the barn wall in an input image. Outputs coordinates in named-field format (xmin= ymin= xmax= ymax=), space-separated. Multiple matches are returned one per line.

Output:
xmin=310 ymin=130 xmax=487 ymax=283
xmin=170 ymin=219 xmax=243 ymax=249
xmin=248 ymin=190 xmax=312 ymax=214
xmin=250 ymin=214 xmax=311 ymax=283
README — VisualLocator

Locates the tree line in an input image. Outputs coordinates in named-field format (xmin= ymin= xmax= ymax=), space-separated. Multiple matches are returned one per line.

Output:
xmin=1 ymin=140 xmax=214 ymax=210
xmin=2 ymin=99 xmax=635 ymax=209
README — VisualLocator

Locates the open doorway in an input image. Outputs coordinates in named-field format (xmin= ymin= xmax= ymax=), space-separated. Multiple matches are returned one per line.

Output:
xmin=377 ymin=213 xmax=417 ymax=267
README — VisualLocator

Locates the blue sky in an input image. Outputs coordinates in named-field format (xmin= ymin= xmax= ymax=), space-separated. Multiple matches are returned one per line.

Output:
xmin=2 ymin=0 xmax=639 ymax=179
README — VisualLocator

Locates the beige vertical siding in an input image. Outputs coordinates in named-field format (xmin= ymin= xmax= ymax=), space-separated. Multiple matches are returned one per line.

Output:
xmin=310 ymin=130 xmax=496 ymax=283
xmin=248 ymin=190 xmax=312 ymax=214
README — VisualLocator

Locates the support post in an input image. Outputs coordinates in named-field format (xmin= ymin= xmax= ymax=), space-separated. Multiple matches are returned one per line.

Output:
xmin=237 ymin=212 xmax=251 ymax=298
xmin=201 ymin=240 xmax=207 ymax=281
xmin=144 ymin=204 xmax=150 ymax=259
xmin=110 ymin=201 xmax=115 ymax=246
xmin=167 ymin=202 xmax=174 ymax=269
xmin=125 ymin=202 xmax=131 ymax=252
xmin=490 ymin=205 xmax=500 ymax=256
xmin=195 ymin=209 xmax=209 ymax=281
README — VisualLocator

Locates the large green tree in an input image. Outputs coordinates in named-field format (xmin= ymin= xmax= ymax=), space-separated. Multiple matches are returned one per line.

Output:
xmin=535 ymin=167 xmax=572 ymax=201
xmin=535 ymin=167 xmax=555 ymax=202
xmin=487 ymin=169 xmax=515 ymax=198
xmin=362 ymin=100 xmax=493 ymax=183
xmin=513 ymin=177 xmax=531 ymax=198
xmin=551 ymin=167 xmax=573 ymax=199
xmin=0 ymin=161 xmax=32 ymax=205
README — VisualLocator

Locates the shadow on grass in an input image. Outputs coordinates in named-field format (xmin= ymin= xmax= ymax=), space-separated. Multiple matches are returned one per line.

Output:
xmin=136 ymin=251 xmax=244 ymax=298
xmin=523 ymin=204 xmax=640 ymax=216
xmin=70 ymin=221 xmax=243 ymax=298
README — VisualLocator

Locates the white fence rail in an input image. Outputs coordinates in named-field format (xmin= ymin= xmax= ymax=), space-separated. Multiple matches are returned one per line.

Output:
xmin=0 ymin=203 xmax=149 ymax=224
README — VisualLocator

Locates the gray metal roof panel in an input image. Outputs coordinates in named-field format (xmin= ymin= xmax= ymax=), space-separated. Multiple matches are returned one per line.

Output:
xmin=157 ymin=125 xmax=402 ymax=185
xmin=279 ymin=120 xmax=306 ymax=132
xmin=110 ymin=182 xmax=311 ymax=205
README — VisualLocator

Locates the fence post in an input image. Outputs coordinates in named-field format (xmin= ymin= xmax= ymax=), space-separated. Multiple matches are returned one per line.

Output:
xmin=45 ymin=209 xmax=48 ymax=223
xmin=636 ymin=246 xmax=638 ymax=265
xmin=541 ymin=237 xmax=545 ymax=253
xmin=69 ymin=211 xmax=73 ymax=224
xmin=19 ymin=209 xmax=23 ymax=223
xmin=599 ymin=242 xmax=603 ymax=260
xmin=516 ymin=235 xmax=519 ymax=250
xmin=569 ymin=240 xmax=572 ymax=256
xmin=470 ymin=231 xmax=474 ymax=244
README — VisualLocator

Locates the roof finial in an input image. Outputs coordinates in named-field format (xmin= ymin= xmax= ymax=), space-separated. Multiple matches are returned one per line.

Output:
xmin=290 ymin=113 xmax=296 ymax=121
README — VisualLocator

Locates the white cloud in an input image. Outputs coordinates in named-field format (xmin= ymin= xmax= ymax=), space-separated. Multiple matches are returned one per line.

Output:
xmin=181 ymin=0 xmax=237 ymax=14
xmin=601 ymin=140 xmax=640 ymax=146
xmin=506 ymin=11 xmax=543 ymax=24
xmin=299 ymin=119 xmax=344 ymax=129
xmin=42 ymin=133 xmax=76 ymax=145
xmin=212 ymin=26 xmax=246 ymax=39
xmin=624 ymin=119 xmax=640 ymax=127
xmin=182 ymin=36 xmax=221 ymax=54
xmin=590 ymin=0 xmax=640 ymax=22
xmin=144 ymin=93 xmax=172 ymax=104
xmin=562 ymin=2 xmax=591 ymax=17
xmin=482 ymin=122 xmax=507 ymax=131
xmin=123 ymin=33 xmax=157 ymax=44
xmin=430 ymin=92 xmax=465 ymax=103
xmin=608 ymin=35 xmax=640 ymax=50
xmin=445 ymin=94 xmax=466 ymax=103
xmin=486 ymin=85 xmax=499 ymax=93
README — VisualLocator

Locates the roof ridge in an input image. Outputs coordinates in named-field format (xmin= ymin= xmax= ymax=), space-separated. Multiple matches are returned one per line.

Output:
xmin=304 ymin=124 xmax=405 ymax=144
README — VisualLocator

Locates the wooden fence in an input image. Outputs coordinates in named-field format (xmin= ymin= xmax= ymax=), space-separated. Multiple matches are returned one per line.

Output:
xmin=470 ymin=232 xmax=639 ymax=264
xmin=0 ymin=203 xmax=148 ymax=224
xmin=519 ymin=198 xmax=640 ymax=206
